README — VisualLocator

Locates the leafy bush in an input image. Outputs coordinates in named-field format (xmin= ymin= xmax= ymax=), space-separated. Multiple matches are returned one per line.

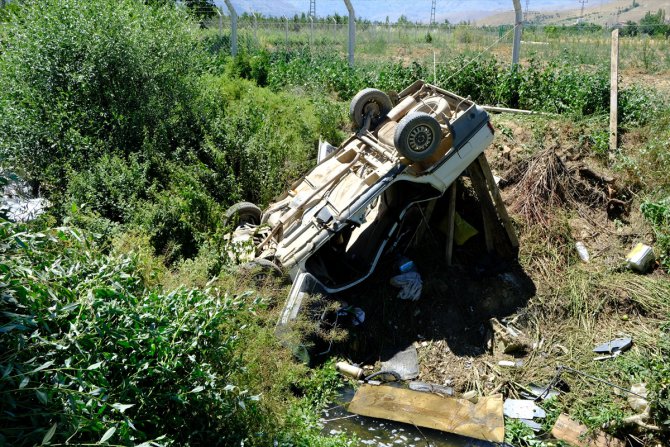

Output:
xmin=65 ymin=154 xmax=152 ymax=223
xmin=196 ymin=75 xmax=343 ymax=205
xmin=0 ymin=0 xmax=205 ymax=195
xmin=0 ymin=220 xmax=349 ymax=446
xmin=641 ymin=198 xmax=670 ymax=270
xmin=0 ymin=221 xmax=267 ymax=445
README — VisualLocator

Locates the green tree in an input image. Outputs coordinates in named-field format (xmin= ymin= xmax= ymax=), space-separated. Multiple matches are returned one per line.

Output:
xmin=0 ymin=0 xmax=205 ymax=196
xmin=639 ymin=9 xmax=668 ymax=36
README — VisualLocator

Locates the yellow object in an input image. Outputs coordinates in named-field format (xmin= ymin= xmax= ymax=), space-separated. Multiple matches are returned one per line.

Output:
xmin=439 ymin=212 xmax=478 ymax=246
xmin=347 ymin=384 xmax=504 ymax=443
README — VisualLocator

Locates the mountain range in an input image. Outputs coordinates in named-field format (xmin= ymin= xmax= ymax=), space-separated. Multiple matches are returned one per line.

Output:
xmin=213 ymin=0 xmax=626 ymax=24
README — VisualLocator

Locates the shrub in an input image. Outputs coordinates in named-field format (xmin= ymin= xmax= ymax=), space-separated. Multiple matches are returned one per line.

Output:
xmin=0 ymin=220 xmax=350 ymax=446
xmin=0 ymin=0 xmax=205 ymax=195
xmin=197 ymin=75 xmax=342 ymax=205
xmin=65 ymin=154 xmax=151 ymax=223
xmin=0 ymin=221 xmax=267 ymax=445
xmin=641 ymin=198 xmax=670 ymax=271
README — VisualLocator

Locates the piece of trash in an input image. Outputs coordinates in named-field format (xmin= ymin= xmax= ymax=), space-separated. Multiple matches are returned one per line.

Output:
xmin=335 ymin=361 xmax=364 ymax=379
xmin=381 ymin=345 xmax=419 ymax=380
xmin=437 ymin=211 xmax=479 ymax=246
xmin=519 ymin=419 xmax=542 ymax=431
xmin=524 ymin=384 xmax=560 ymax=401
xmin=575 ymin=241 xmax=590 ymax=262
xmin=625 ymin=243 xmax=655 ymax=273
xmin=503 ymin=399 xmax=546 ymax=419
xmin=461 ymin=390 xmax=478 ymax=403
xmin=390 ymin=272 xmax=422 ymax=301
xmin=347 ymin=384 xmax=504 ymax=443
xmin=498 ymin=360 xmax=523 ymax=368
xmin=490 ymin=318 xmax=527 ymax=354
xmin=409 ymin=381 xmax=454 ymax=396
xmin=628 ymin=383 xmax=648 ymax=412
xmin=551 ymin=413 xmax=625 ymax=447
xmin=337 ymin=306 xmax=366 ymax=326
xmin=593 ymin=337 xmax=632 ymax=355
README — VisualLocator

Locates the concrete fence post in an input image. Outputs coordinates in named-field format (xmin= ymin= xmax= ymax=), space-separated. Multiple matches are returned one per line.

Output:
xmin=223 ymin=0 xmax=238 ymax=56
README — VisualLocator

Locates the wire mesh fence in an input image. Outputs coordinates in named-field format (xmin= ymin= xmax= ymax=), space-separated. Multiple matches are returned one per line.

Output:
xmin=199 ymin=15 xmax=670 ymax=73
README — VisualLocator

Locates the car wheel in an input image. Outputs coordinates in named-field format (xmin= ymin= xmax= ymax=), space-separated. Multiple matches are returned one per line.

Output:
xmin=239 ymin=258 xmax=283 ymax=283
xmin=224 ymin=201 xmax=262 ymax=229
xmin=350 ymin=88 xmax=393 ymax=129
xmin=394 ymin=112 xmax=442 ymax=162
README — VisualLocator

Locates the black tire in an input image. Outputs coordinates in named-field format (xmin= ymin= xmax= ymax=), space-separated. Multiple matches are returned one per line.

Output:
xmin=393 ymin=112 xmax=442 ymax=162
xmin=223 ymin=202 xmax=262 ymax=229
xmin=239 ymin=258 xmax=283 ymax=282
xmin=349 ymin=88 xmax=393 ymax=129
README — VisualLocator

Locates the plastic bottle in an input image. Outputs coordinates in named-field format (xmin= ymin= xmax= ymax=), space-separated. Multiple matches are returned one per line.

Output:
xmin=575 ymin=241 xmax=590 ymax=262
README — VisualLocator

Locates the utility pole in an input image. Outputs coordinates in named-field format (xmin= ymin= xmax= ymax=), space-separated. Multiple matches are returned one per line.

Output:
xmin=309 ymin=0 xmax=316 ymax=18
xmin=524 ymin=0 xmax=530 ymax=22
xmin=579 ymin=0 xmax=588 ymax=21
xmin=430 ymin=0 xmax=437 ymax=27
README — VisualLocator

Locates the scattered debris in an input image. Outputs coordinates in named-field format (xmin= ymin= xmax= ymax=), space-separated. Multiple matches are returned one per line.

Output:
xmin=625 ymin=243 xmax=655 ymax=273
xmin=337 ymin=305 xmax=366 ymax=326
xmin=628 ymin=383 xmax=649 ymax=413
xmin=381 ymin=345 xmax=419 ymax=380
xmin=593 ymin=337 xmax=632 ymax=355
xmin=498 ymin=360 xmax=523 ymax=368
xmin=335 ymin=361 xmax=364 ymax=380
xmin=1 ymin=176 xmax=49 ymax=222
xmin=408 ymin=381 xmax=454 ymax=396
xmin=389 ymin=257 xmax=422 ymax=301
xmin=519 ymin=419 xmax=543 ymax=431
xmin=551 ymin=413 xmax=625 ymax=447
xmin=621 ymin=383 xmax=662 ymax=431
xmin=520 ymin=384 xmax=560 ymax=401
xmin=347 ymin=384 xmax=504 ymax=443
xmin=490 ymin=317 xmax=527 ymax=354
xmin=575 ymin=241 xmax=590 ymax=263
xmin=461 ymin=390 xmax=479 ymax=403
xmin=503 ymin=399 xmax=546 ymax=419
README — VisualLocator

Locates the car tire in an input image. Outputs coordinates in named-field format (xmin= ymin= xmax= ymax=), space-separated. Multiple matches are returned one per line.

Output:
xmin=239 ymin=258 xmax=283 ymax=282
xmin=350 ymin=88 xmax=393 ymax=129
xmin=394 ymin=112 xmax=442 ymax=162
xmin=224 ymin=201 xmax=262 ymax=229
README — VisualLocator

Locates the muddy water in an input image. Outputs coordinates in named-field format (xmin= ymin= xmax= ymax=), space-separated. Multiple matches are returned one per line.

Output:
xmin=321 ymin=388 xmax=498 ymax=447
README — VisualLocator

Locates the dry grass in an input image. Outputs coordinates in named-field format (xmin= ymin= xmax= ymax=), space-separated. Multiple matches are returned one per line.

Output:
xmin=506 ymin=147 xmax=606 ymax=226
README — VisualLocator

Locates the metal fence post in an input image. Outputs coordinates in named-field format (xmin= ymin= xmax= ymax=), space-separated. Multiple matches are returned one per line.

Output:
xmin=253 ymin=13 xmax=258 ymax=43
xmin=285 ymin=17 xmax=289 ymax=46
xmin=512 ymin=0 xmax=523 ymax=66
xmin=309 ymin=16 xmax=314 ymax=48
xmin=344 ymin=0 xmax=355 ymax=67
xmin=223 ymin=0 xmax=238 ymax=57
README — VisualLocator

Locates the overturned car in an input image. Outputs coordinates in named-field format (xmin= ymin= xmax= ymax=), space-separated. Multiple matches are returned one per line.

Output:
xmin=224 ymin=80 xmax=495 ymax=331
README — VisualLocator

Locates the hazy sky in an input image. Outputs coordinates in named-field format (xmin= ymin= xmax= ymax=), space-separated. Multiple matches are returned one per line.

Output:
xmin=215 ymin=0 xmax=611 ymax=22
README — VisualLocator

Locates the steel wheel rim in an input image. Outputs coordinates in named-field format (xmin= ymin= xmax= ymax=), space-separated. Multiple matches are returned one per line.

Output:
xmin=407 ymin=124 xmax=434 ymax=153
